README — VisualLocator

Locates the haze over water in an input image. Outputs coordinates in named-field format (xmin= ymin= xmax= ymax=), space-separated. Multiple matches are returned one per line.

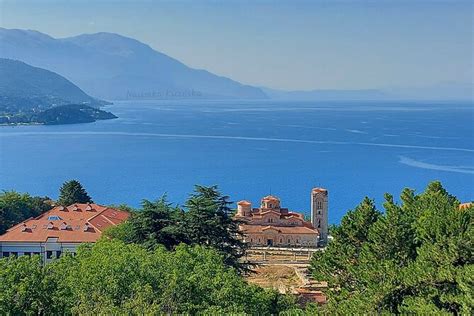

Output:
xmin=0 ymin=100 xmax=473 ymax=223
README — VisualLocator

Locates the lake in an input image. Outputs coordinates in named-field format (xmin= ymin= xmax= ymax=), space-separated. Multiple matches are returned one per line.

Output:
xmin=0 ymin=100 xmax=473 ymax=223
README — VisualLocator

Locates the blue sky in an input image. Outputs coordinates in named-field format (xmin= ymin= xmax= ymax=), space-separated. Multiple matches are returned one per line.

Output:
xmin=0 ymin=0 xmax=472 ymax=90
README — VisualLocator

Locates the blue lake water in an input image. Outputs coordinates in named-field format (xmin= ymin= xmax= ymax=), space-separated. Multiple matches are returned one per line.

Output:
xmin=0 ymin=100 xmax=473 ymax=223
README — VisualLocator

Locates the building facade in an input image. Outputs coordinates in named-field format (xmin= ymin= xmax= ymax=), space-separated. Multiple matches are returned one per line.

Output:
xmin=235 ymin=193 xmax=322 ymax=247
xmin=0 ymin=203 xmax=129 ymax=263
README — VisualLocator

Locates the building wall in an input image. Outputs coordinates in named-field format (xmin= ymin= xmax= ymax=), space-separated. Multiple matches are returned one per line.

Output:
xmin=0 ymin=240 xmax=83 ymax=263
xmin=244 ymin=233 xmax=317 ymax=247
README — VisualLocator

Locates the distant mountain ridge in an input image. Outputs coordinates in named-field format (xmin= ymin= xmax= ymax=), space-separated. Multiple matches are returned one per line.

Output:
xmin=0 ymin=58 xmax=116 ymax=125
xmin=1 ymin=28 xmax=470 ymax=101
xmin=0 ymin=28 xmax=267 ymax=100
xmin=261 ymin=87 xmax=389 ymax=101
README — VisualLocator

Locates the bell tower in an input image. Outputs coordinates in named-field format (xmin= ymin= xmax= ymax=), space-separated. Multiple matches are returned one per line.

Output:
xmin=311 ymin=188 xmax=328 ymax=245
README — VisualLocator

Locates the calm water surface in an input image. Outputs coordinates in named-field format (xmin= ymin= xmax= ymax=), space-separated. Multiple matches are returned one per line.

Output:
xmin=1 ymin=100 xmax=473 ymax=223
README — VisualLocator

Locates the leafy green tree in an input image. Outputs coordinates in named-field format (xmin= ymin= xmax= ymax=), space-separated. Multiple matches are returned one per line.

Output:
xmin=0 ymin=255 xmax=56 ymax=315
xmin=310 ymin=181 xmax=473 ymax=315
xmin=0 ymin=191 xmax=51 ymax=234
xmin=1 ymin=240 xmax=296 ymax=315
xmin=57 ymin=180 xmax=92 ymax=206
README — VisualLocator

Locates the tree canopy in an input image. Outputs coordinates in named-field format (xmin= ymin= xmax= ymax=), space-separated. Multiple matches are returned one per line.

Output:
xmin=310 ymin=181 xmax=473 ymax=314
xmin=105 ymin=185 xmax=248 ymax=272
xmin=57 ymin=180 xmax=92 ymax=206
xmin=0 ymin=240 xmax=296 ymax=315
xmin=0 ymin=191 xmax=51 ymax=234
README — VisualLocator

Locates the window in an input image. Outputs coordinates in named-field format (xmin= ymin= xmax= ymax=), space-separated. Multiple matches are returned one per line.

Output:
xmin=2 ymin=252 xmax=9 ymax=257
xmin=11 ymin=252 xmax=18 ymax=257
xmin=288 ymin=239 xmax=290 ymax=244
xmin=33 ymin=252 xmax=40 ymax=256
xmin=280 ymin=238 xmax=282 ymax=243
xmin=24 ymin=252 xmax=31 ymax=256
xmin=317 ymin=200 xmax=323 ymax=209
xmin=46 ymin=251 xmax=53 ymax=259
xmin=56 ymin=251 xmax=62 ymax=258
xmin=48 ymin=215 xmax=62 ymax=221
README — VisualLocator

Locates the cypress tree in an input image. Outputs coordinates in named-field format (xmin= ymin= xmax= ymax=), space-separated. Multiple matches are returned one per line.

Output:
xmin=57 ymin=180 xmax=92 ymax=206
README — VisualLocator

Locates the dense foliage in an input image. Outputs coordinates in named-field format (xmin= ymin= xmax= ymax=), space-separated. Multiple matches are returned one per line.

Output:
xmin=310 ymin=181 xmax=473 ymax=314
xmin=0 ymin=240 xmax=295 ymax=315
xmin=0 ymin=191 xmax=51 ymax=234
xmin=106 ymin=185 xmax=248 ymax=272
xmin=57 ymin=180 xmax=93 ymax=206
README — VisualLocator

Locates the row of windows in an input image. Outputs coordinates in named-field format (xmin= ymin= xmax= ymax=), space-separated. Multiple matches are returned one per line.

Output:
xmin=2 ymin=251 xmax=40 ymax=257
xmin=2 ymin=251 xmax=75 ymax=259
xmin=249 ymin=238 xmax=302 ymax=244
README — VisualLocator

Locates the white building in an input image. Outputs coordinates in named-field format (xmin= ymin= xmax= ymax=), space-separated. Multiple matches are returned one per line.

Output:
xmin=0 ymin=203 xmax=129 ymax=263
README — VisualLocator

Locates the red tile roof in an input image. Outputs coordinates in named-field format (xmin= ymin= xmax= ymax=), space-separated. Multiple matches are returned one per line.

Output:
xmin=237 ymin=200 xmax=252 ymax=205
xmin=0 ymin=203 xmax=130 ymax=243
xmin=262 ymin=195 xmax=280 ymax=201
xmin=312 ymin=188 xmax=328 ymax=194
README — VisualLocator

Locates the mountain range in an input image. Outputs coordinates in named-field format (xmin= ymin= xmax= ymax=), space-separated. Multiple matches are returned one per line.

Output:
xmin=0 ymin=58 xmax=116 ymax=125
xmin=0 ymin=28 xmax=266 ymax=100
xmin=0 ymin=28 xmax=471 ymax=101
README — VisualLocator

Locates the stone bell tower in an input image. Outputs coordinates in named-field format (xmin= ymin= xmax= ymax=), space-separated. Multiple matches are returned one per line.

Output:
xmin=311 ymin=188 xmax=328 ymax=245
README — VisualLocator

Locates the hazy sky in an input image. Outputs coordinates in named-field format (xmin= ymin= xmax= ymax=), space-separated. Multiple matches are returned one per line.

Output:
xmin=0 ymin=0 xmax=472 ymax=90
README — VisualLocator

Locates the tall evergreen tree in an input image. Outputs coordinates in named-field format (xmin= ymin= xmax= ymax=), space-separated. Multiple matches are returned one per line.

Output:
xmin=310 ymin=181 xmax=473 ymax=315
xmin=124 ymin=197 xmax=185 ymax=250
xmin=57 ymin=180 xmax=92 ymax=206
xmin=106 ymin=185 xmax=248 ymax=272
xmin=183 ymin=185 xmax=248 ymax=272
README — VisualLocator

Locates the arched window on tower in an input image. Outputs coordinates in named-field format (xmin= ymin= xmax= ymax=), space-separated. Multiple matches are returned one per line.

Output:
xmin=317 ymin=200 xmax=323 ymax=209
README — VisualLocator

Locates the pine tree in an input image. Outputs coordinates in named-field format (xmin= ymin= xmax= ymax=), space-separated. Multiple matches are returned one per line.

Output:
xmin=183 ymin=185 xmax=248 ymax=272
xmin=57 ymin=180 xmax=92 ymax=206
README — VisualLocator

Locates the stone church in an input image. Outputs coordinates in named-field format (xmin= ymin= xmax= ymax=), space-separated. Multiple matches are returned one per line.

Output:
xmin=235 ymin=188 xmax=328 ymax=247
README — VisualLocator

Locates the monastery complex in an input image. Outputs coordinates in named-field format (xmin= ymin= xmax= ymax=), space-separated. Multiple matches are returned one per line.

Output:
xmin=235 ymin=188 xmax=329 ymax=247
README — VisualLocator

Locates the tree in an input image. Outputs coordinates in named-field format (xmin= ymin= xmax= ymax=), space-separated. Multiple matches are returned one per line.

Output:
xmin=108 ymin=185 xmax=249 ymax=272
xmin=310 ymin=197 xmax=381 ymax=297
xmin=57 ymin=180 xmax=92 ymax=206
xmin=0 ymin=255 xmax=57 ymax=315
xmin=183 ymin=185 xmax=248 ymax=272
xmin=310 ymin=181 xmax=473 ymax=314
xmin=0 ymin=191 xmax=51 ymax=234
xmin=110 ymin=197 xmax=186 ymax=250
xmin=0 ymin=240 xmax=296 ymax=314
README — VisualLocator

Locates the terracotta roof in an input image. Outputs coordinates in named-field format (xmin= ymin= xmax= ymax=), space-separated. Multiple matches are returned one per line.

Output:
xmin=0 ymin=203 xmax=130 ymax=243
xmin=459 ymin=202 xmax=472 ymax=210
xmin=282 ymin=212 xmax=304 ymax=219
xmin=240 ymin=224 xmax=318 ymax=235
xmin=312 ymin=188 xmax=328 ymax=194
xmin=262 ymin=195 xmax=280 ymax=201
xmin=237 ymin=200 xmax=252 ymax=205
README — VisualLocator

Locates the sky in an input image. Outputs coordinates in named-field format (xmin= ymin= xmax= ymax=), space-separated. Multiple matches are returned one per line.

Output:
xmin=0 ymin=0 xmax=472 ymax=90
